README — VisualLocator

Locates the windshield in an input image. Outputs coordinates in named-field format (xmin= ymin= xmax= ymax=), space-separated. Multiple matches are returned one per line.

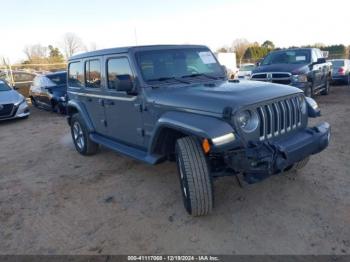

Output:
xmin=0 ymin=80 xmax=11 ymax=91
xmin=331 ymin=60 xmax=344 ymax=68
xmin=47 ymin=73 xmax=67 ymax=86
xmin=135 ymin=48 xmax=225 ymax=83
xmin=240 ymin=64 xmax=255 ymax=71
xmin=261 ymin=50 xmax=311 ymax=65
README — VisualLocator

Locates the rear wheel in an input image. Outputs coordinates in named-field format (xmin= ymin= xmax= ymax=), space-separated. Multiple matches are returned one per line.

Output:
xmin=175 ymin=136 xmax=213 ymax=216
xmin=70 ymin=113 xmax=98 ymax=155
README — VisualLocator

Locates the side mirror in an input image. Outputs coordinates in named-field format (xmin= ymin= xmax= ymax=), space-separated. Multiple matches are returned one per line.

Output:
xmin=13 ymin=85 xmax=18 ymax=90
xmin=115 ymin=75 xmax=134 ymax=92
xmin=256 ymin=62 xmax=261 ymax=67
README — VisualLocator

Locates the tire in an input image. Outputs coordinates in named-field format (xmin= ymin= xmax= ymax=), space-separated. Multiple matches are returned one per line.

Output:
xmin=70 ymin=113 xmax=98 ymax=155
xmin=321 ymin=78 xmax=330 ymax=95
xmin=175 ymin=136 xmax=213 ymax=216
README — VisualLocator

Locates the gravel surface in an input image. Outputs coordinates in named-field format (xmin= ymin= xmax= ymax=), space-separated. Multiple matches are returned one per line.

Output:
xmin=0 ymin=85 xmax=349 ymax=255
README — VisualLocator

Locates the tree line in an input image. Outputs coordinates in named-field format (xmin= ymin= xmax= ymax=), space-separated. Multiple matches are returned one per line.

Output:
xmin=218 ymin=39 xmax=350 ymax=65
xmin=14 ymin=32 xmax=96 ymax=71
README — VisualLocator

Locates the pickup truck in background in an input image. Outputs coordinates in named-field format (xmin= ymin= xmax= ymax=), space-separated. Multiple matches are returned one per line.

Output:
xmin=251 ymin=48 xmax=332 ymax=97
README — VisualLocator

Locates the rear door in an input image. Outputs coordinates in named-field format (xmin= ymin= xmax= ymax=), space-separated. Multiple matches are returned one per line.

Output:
xmin=103 ymin=55 xmax=144 ymax=148
xmin=68 ymin=60 xmax=107 ymax=135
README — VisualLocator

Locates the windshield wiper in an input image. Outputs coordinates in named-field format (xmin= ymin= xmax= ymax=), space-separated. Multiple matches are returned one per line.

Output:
xmin=147 ymin=77 xmax=190 ymax=84
xmin=181 ymin=73 xmax=223 ymax=80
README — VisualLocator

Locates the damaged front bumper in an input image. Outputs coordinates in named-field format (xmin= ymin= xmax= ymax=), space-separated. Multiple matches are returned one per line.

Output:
xmin=225 ymin=122 xmax=331 ymax=184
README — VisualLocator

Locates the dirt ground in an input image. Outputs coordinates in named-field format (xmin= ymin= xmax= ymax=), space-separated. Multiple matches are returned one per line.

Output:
xmin=0 ymin=85 xmax=349 ymax=255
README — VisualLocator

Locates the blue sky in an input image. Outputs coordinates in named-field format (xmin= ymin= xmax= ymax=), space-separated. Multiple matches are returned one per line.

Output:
xmin=1 ymin=0 xmax=349 ymax=62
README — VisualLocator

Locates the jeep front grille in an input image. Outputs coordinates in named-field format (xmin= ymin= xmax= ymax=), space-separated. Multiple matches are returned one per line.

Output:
xmin=251 ymin=72 xmax=292 ymax=85
xmin=0 ymin=103 xmax=15 ymax=119
xmin=257 ymin=96 xmax=302 ymax=141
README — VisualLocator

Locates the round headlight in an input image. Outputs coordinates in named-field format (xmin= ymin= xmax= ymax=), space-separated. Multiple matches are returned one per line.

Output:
xmin=236 ymin=110 xmax=259 ymax=133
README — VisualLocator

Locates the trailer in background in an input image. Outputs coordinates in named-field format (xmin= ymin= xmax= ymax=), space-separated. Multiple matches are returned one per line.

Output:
xmin=215 ymin=52 xmax=238 ymax=79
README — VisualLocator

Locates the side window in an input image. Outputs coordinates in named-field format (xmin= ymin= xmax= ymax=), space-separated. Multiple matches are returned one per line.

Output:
xmin=85 ymin=59 xmax=101 ymax=88
xmin=68 ymin=61 xmax=84 ymax=87
xmin=107 ymin=58 xmax=133 ymax=90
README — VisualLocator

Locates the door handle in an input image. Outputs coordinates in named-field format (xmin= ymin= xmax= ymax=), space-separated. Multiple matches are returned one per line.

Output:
xmin=87 ymin=97 xmax=93 ymax=102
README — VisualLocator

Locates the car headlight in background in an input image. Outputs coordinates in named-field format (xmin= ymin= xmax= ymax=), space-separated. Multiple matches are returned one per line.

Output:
xmin=15 ymin=96 xmax=26 ymax=106
xmin=236 ymin=110 xmax=259 ymax=133
xmin=292 ymin=74 xmax=308 ymax=83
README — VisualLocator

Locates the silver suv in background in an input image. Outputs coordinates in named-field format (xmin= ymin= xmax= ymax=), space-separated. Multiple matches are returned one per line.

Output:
xmin=329 ymin=59 xmax=350 ymax=84
xmin=0 ymin=80 xmax=30 ymax=121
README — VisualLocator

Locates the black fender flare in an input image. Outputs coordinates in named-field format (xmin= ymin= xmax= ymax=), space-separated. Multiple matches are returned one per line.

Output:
xmin=148 ymin=111 xmax=235 ymax=154
xmin=66 ymin=100 xmax=95 ymax=132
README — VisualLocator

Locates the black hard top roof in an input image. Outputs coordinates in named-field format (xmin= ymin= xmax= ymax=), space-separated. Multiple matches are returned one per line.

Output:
xmin=69 ymin=44 xmax=208 ymax=61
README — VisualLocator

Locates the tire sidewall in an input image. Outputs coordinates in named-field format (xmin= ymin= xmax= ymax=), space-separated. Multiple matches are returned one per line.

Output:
xmin=175 ymin=143 xmax=192 ymax=214
xmin=71 ymin=114 xmax=88 ymax=154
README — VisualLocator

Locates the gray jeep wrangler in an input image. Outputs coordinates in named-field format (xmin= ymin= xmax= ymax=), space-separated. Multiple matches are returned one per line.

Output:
xmin=66 ymin=45 xmax=330 ymax=216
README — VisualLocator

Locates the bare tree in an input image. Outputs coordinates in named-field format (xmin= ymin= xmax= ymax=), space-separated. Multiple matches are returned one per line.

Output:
xmin=231 ymin=39 xmax=251 ymax=66
xmin=23 ymin=44 xmax=48 ymax=61
xmin=62 ymin=32 xmax=85 ymax=59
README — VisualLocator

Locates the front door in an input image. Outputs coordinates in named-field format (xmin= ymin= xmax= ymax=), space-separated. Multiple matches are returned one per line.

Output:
xmin=103 ymin=56 xmax=144 ymax=148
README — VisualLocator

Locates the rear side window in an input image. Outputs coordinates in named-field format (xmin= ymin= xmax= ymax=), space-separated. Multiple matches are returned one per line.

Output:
xmin=107 ymin=58 xmax=133 ymax=90
xmin=68 ymin=62 xmax=84 ymax=87
xmin=85 ymin=59 xmax=101 ymax=88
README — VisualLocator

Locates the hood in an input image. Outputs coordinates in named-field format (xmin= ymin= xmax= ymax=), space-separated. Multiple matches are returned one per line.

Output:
xmin=147 ymin=80 xmax=302 ymax=115
xmin=0 ymin=89 xmax=22 ymax=104
xmin=253 ymin=63 xmax=309 ymax=75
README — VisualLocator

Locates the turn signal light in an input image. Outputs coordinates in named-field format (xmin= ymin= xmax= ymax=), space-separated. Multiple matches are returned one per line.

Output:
xmin=202 ymin=139 xmax=211 ymax=154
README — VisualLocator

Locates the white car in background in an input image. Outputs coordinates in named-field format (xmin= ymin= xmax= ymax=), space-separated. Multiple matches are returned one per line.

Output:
xmin=0 ymin=80 xmax=30 ymax=121
xmin=238 ymin=63 xmax=256 ymax=79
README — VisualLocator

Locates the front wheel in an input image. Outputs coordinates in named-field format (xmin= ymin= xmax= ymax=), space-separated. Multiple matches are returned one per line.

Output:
xmin=175 ymin=136 xmax=213 ymax=216
xmin=70 ymin=113 xmax=98 ymax=155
